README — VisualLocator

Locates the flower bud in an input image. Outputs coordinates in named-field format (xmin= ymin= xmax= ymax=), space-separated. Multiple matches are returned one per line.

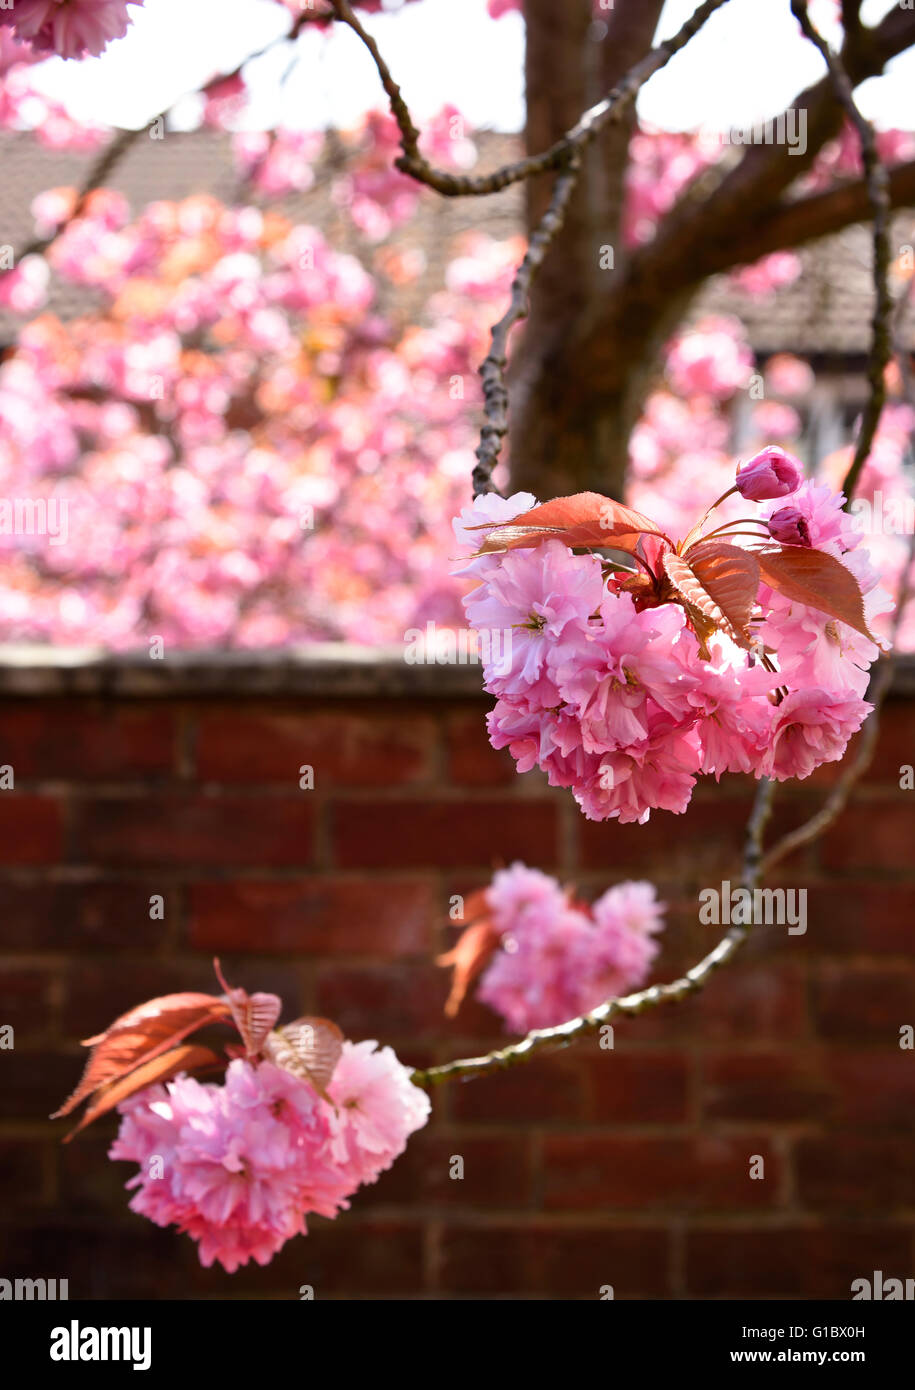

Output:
xmin=767 ymin=506 xmax=811 ymax=547
xmin=736 ymin=446 xmax=803 ymax=501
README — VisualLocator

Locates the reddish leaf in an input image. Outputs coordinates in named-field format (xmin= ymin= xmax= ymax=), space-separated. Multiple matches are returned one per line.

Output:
xmin=263 ymin=1017 xmax=344 ymax=1101
xmin=470 ymin=493 xmax=669 ymax=556
xmin=662 ymin=545 xmax=758 ymax=655
xmin=455 ymin=888 xmax=491 ymax=927
xmin=52 ymin=993 xmax=232 ymax=1120
xmin=754 ymin=544 xmax=884 ymax=647
xmin=62 ymin=1044 xmax=223 ymax=1143
xmin=437 ymin=919 xmax=501 ymax=1018
xmin=213 ymin=959 xmax=281 ymax=1058
xmin=685 ymin=541 xmax=760 ymax=635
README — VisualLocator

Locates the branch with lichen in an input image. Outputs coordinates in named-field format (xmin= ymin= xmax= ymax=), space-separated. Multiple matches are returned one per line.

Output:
xmin=789 ymin=0 xmax=892 ymax=505
xmin=329 ymin=0 xmax=730 ymax=197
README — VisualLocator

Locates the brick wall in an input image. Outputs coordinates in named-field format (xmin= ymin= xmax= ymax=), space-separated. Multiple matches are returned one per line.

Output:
xmin=1 ymin=653 xmax=914 ymax=1300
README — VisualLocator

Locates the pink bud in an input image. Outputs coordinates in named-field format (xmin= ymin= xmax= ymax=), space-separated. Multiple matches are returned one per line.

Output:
xmin=767 ymin=506 xmax=811 ymax=547
xmin=735 ymin=446 xmax=803 ymax=501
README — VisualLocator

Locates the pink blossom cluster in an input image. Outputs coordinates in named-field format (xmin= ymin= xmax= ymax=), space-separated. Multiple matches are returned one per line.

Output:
xmin=110 ymin=1042 xmax=430 ymax=1273
xmin=455 ymin=472 xmax=883 ymax=823
xmin=0 ymin=183 xmax=498 ymax=646
xmin=0 ymin=0 xmax=143 ymax=60
xmin=476 ymin=863 xmax=665 ymax=1032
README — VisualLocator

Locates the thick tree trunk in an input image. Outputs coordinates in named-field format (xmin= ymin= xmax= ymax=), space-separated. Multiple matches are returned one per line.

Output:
xmin=510 ymin=0 xmax=668 ymax=501
xmin=507 ymin=0 xmax=915 ymax=503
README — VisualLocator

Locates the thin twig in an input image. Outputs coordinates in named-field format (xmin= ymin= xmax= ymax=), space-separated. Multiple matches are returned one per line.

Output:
xmin=329 ymin=0 xmax=731 ymax=197
xmin=410 ymin=778 xmax=776 ymax=1089
xmin=759 ymin=276 xmax=915 ymax=875
xmin=472 ymin=157 xmax=580 ymax=497
xmin=790 ymin=0 xmax=892 ymax=505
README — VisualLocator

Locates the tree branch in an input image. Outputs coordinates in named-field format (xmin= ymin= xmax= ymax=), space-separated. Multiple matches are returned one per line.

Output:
xmin=473 ymin=157 xmax=581 ymax=497
xmin=790 ymin=1 xmax=892 ymax=501
xmin=623 ymin=2 xmax=915 ymax=306
xmin=329 ymin=0 xmax=732 ymax=197
xmin=701 ymin=158 xmax=915 ymax=269
xmin=410 ymin=777 xmax=777 ymax=1090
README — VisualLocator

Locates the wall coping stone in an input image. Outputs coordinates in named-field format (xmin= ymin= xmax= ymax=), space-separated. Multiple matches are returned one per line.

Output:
xmin=0 ymin=643 xmax=912 ymax=700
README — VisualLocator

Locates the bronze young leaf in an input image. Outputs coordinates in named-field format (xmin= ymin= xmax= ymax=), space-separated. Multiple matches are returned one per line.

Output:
xmin=51 ymin=992 xmax=232 ymax=1122
xmin=263 ymin=1017 xmax=345 ymax=1101
xmin=754 ymin=544 xmax=885 ymax=648
xmin=470 ymin=492 xmax=670 ymax=556
xmin=61 ymin=1045 xmax=223 ymax=1143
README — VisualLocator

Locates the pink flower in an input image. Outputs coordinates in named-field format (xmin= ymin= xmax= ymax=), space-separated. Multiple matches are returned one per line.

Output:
xmin=768 ymin=506 xmax=811 ymax=546
xmin=736 ymin=445 xmax=803 ymax=501
xmin=464 ymin=538 xmax=604 ymax=695
xmin=475 ymin=866 xmax=666 ymax=1033
xmin=552 ymin=594 xmax=696 ymax=753
xmin=110 ymin=1048 xmax=429 ymax=1272
xmin=761 ymin=688 xmax=871 ymax=781
xmin=110 ymin=1061 xmax=350 ymax=1273
xmin=486 ymin=861 xmax=568 ymax=930
xmin=578 ymin=724 xmax=702 ymax=824
xmin=0 ymin=256 xmax=49 ymax=315
xmin=323 ymin=1040 xmax=431 ymax=1188
xmin=2 ymin=0 xmax=143 ymax=59
xmin=760 ymin=479 xmax=850 ymax=554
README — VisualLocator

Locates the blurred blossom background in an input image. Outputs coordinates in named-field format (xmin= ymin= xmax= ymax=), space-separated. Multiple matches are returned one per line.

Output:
xmin=0 ymin=0 xmax=912 ymax=649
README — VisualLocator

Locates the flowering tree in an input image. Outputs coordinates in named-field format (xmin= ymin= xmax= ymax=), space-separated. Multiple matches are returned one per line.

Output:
xmin=0 ymin=0 xmax=912 ymax=1273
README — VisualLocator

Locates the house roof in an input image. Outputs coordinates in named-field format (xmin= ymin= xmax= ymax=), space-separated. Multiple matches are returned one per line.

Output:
xmin=1 ymin=127 xmax=913 ymax=356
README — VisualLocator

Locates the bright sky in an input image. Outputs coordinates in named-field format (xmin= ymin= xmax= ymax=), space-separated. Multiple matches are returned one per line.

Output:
xmin=23 ymin=0 xmax=915 ymax=134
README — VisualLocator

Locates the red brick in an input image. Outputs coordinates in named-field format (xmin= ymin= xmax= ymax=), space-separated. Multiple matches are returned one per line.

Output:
xmin=683 ymin=961 xmax=808 ymax=1042
xmin=584 ymin=1051 xmax=690 ymax=1124
xmin=538 ymin=1227 xmax=671 ymax=1298
xmin=577 ymin=796 xmax=818 ymax=879
xmin=702 ymin=1051 xmax=830 ymax=1122
xmin=1 ymin=1050 xmax=84 ymax=1121
xmin=360 ymin=1132 xmax=533 ymax=1208
xmin=578 ymin=799 xmax=755 ymax=876
xmin=686 ymin=1225 xmax=913 ymax=1298
xmin=315 ymin=961 xmax=494 ymax=1040
xmin=0 ymin=705 xmax=175 ymax=780
xmin=0 ymin=1223 xmax=192 ymax=1300
xmin=0 ymin=1139 xmax=49 ymax=1204
xmin=188 ymin=878 xmax=434 ymax=956
xmin=2 ymin=881 xmax=169 ymax=950
xmin=0 ymin=795 xmax=63 ymax=863
xmin=542 ymin=1135 xmax=783 ymax=1211
xmin=828 ymin=1050 xmax=915 ymax=1127
xmin=822 ymin=797 xmax=915 ymax=871
xmin=811 ymin=963 xmax=915 ymax=1041
xmin=438 ymin=1224 xmax=671 ymax=1297
xmin=331 ymin=799 xmax=558 ymax=869
xmin=797 ymin=882 xmax=915 ymax=955
xmin=195 ymin=710 xmax=435 ymax=785
xmin=0 ymin=968 xmax=54 ymax=1038
xmin=796 ymin=1135 xmax=915 ymax=1208
xmin=187 ymin=1218 xmax=425 ymax=1296
xmin=451 ymin=1054 xmax=589 ymax=1125
xmin=860 ymin=701 xmax=915 ymax=783
xmin=445 ymin=711 xmax=517 ymax=786
xmin=72 ymin=794 xmax=315 ymax=866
